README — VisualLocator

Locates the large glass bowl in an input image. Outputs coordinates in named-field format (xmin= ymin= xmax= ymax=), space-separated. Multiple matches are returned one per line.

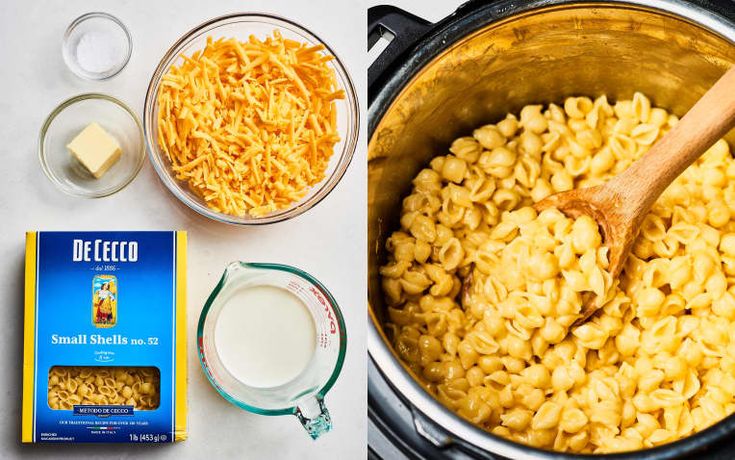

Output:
xmin=143 ymin=13 xmax=359 ymax=225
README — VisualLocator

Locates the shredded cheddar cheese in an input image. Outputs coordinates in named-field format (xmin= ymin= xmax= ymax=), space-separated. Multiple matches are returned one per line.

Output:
xmin=156 ymin=31 xmax=345 ymax=217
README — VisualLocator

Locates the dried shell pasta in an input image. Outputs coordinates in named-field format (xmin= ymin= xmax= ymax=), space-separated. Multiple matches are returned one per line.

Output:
xmin=48 ymin=366 xmax=160 ymax=411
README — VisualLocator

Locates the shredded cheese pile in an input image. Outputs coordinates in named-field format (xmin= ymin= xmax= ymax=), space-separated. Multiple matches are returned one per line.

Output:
xmin=157 ymin=31 xmax=345 ymax=217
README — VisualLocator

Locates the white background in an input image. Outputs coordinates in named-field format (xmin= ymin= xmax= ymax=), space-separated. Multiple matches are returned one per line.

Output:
xmin=368 ymin=0 xmax=457 ymax=22
xmin=0 ymin=0 xmax=366 ymax=458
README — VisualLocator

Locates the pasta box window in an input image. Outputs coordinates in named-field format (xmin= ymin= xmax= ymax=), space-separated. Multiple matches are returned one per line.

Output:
xmin=22 ymin=231 xmax=187 ymax=443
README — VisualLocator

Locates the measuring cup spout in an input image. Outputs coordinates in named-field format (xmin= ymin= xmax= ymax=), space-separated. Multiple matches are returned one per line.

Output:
xmin=295 ymin=396 xmax=332 ymax=440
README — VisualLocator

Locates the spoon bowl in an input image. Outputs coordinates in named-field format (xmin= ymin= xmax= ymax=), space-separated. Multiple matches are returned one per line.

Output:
xmin=536 ymin=65 xmax=735 ymax=324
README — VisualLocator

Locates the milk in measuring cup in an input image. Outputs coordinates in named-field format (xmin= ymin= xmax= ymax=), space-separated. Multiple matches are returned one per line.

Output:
xmin=214 ymin=285 xmax=316 ymax=388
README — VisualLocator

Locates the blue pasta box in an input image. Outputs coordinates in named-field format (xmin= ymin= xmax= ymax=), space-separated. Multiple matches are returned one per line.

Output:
xmin=22 ymin=231 xmax=187 ymax=443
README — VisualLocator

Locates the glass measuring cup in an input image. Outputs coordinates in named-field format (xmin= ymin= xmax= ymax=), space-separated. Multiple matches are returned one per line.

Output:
xmin=197 ymin=262 xmax=347 ymax=439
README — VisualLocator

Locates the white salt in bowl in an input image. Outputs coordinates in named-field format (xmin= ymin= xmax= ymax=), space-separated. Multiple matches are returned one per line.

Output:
xmin=62 ymin=12 xmax=132 ymax=80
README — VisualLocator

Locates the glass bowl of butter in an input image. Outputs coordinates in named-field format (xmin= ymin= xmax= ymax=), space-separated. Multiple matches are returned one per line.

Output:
xmin=39 ymin=93 xmax=145 ymax=198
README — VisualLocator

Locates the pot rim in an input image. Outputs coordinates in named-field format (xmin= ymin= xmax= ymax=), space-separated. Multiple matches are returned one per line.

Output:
xmin=368 ymin=0 xmax=735 ymax=458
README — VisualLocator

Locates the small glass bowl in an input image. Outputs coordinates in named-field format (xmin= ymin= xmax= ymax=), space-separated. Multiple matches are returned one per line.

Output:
xmin=39 ymin=94 xmax=145 ymax=198
xmin=144 ymin=13 xmax=360 ymax=225
xmin=62 ymin=12 xmax=132 ymax=80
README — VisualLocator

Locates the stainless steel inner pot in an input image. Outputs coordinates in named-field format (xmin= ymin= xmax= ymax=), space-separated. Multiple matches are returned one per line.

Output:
xmin=368 ymin=1 xmax=735 ymax=458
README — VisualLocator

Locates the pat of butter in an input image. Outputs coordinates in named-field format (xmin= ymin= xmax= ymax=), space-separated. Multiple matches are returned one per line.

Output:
xmin=66 ymin=123 xmax=122 ymax=179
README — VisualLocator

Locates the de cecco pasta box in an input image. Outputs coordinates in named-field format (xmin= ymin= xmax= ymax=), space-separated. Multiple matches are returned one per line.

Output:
xmin=22 ymin=231 xmax=187 ymax=443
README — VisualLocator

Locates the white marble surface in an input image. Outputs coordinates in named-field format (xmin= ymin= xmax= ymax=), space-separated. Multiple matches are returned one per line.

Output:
xmin=368 ymin=0 xmax=457 ymax=22
xmin=0 ymin=0 xmax=366 ymax=458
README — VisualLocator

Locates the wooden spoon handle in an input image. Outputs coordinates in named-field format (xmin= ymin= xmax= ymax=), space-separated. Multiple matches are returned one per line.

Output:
xmin=605 ymin=66 xmax=735 ymax=221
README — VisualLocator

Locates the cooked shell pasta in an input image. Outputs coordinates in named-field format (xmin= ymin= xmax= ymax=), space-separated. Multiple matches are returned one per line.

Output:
xmin=381 ymin=93 xmax=735 ymax=453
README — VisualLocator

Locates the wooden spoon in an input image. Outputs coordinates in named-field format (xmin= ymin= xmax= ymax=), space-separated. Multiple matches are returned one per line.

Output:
xmin=535 ymin=66 xmax=735 ymax=325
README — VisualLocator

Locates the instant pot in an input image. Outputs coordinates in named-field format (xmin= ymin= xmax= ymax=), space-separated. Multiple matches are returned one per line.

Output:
xmin=367 ymin=0 xmax=735 ymax=458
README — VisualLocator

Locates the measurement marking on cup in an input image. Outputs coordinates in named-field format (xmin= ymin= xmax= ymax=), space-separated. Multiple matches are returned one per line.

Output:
xmin=309 ymin=286 xmax=337 ymax=335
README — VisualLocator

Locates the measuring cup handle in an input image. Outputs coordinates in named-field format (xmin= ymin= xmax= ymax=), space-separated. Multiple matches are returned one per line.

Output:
xmin=295 ymin=396 xmax=332 ymax=440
